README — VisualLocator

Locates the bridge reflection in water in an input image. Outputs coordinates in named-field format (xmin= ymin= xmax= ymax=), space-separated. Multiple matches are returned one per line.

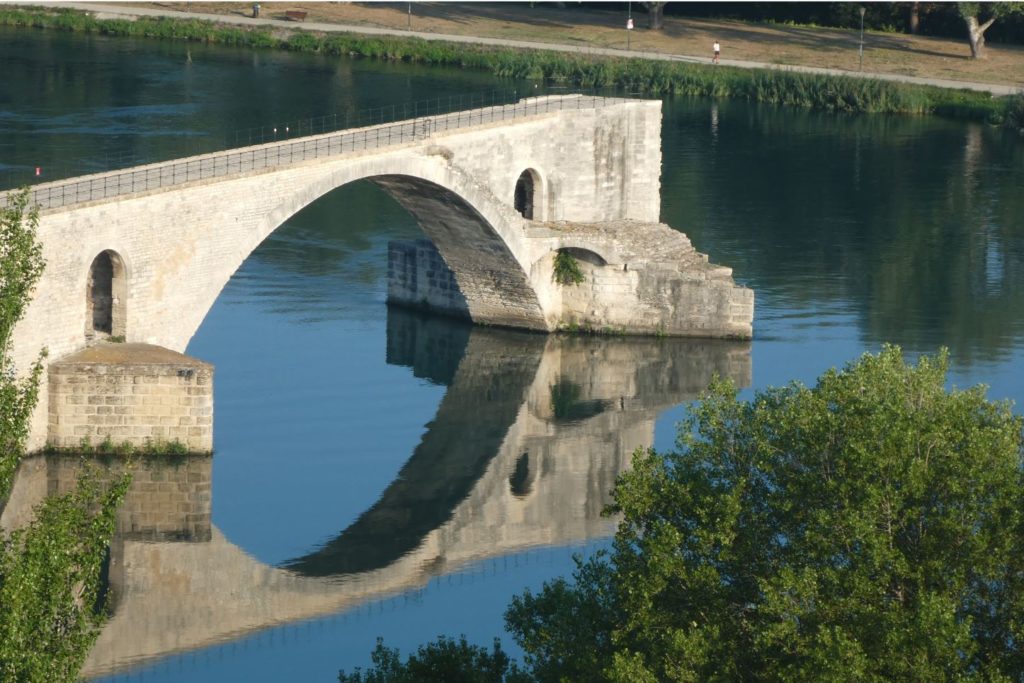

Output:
xmin=0 ymin=309 xmax=751 ymax=678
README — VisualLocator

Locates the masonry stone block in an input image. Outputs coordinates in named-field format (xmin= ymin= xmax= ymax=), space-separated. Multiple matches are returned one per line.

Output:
xmin=47 ymin=343 xmax=212 ymax=453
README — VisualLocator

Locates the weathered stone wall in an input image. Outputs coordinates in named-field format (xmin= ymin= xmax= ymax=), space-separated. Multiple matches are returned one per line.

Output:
xmin=391 ymin=226 xmax=754 ymax=338
xmin=48 ymin=343 xmax=213 ymax=454
xmin=387 ymin=239 xmax=469 ymax=317
xmin=556 ymin=258 xmax=754 ymax=338
xmin=529 ymin=220 xmax=754 ymax=338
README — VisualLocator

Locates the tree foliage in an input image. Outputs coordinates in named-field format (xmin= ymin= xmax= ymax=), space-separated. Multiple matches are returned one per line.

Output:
xmin=338 ymin=636 xmax=529 ymax=683
xmin=342 ymin=348 xmax=1024 ymax=680
xmin=0 ymin=189 xmax=130 ymax=681
xmin=0 ymin=191 xmax=45 ymax=492
xmin=507 ymin=346 xmax=1024 ymax=681
xmin=0 ymin=469 xmax=128 ymax=681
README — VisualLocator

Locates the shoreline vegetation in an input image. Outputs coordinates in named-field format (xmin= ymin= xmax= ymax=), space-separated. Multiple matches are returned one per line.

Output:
xmin=44 ymin=435 xmax=196 ymax=458
xmin=2 ymin=6 xmax=1022 ymax=130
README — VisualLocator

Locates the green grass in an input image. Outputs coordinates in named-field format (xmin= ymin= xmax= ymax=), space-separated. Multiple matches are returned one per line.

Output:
xmin=45 ymin=435 xmax=197 ymax=457
xmin=1 ymin=7 xmax=1020 ymax=127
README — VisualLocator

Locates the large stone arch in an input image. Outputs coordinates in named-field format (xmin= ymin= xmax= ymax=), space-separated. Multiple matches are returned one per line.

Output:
xmin=180 ymin=154 xmax=550 ymax=350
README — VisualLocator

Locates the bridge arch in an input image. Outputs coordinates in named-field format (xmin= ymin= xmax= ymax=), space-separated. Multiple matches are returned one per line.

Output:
xmin=560 ymin=246 xmax=607 ymax=267
xmin=86 ymin=249 xmax=127 ymax=340
xmin=179 ymin=154 xmax=551 ymax=350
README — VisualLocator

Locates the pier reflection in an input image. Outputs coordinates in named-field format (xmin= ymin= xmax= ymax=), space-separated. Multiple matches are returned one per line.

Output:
xmin=0 ymin=309 xmax=750 ymax=678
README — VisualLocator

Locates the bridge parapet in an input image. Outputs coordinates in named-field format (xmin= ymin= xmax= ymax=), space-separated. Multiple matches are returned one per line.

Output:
xmin=0 ymin=94 xmax=646 ymax=212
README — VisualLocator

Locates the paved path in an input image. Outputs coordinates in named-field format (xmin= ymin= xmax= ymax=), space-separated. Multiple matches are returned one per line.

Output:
xmin=41 ymin=2 xmax=1020 ymax=96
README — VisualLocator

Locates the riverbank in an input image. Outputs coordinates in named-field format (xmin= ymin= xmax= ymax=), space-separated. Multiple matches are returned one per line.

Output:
xmin=132 ymin=2 xmax=1024 ymax=92
xmin=4 ymin=4 xmax=1023 ymax=128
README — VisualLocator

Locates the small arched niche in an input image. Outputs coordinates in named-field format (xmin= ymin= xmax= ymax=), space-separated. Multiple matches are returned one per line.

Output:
xmin=562 ymin=247 xmax=607 ymax=268
xmin=514 ymin=168 xmax=541 ymax=220
xmin=86 ymin=250 xmax=127 ymax=340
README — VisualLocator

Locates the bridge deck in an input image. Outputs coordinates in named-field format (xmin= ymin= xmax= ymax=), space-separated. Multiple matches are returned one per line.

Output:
xmin=1 ymin=94 xmax=639 ymax=212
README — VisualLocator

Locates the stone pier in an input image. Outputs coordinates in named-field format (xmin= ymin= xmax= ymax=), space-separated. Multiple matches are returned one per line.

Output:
xmin=390 ymin=223 xmax=753 ymax=338
xmin=47 ymin=343 xmax=213 ymax=454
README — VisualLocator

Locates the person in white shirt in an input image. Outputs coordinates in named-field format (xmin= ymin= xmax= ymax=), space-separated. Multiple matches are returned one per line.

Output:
xmin=713 ymin=40 xmax=721 ymax=64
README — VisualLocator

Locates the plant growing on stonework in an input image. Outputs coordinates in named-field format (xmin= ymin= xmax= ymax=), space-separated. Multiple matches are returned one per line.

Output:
xmin=0 ymin=189 xmax=130 ymax=681
xmin=552 ymin=250 xmax=585 ymax=286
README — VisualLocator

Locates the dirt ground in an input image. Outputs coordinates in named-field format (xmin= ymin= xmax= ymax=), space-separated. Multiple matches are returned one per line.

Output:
xmin=143 ymin=2 xmax=1024 ymax=87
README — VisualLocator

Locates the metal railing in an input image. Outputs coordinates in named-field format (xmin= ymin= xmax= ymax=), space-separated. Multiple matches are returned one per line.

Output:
xmin=0 ymin=90 xmax=520 ymax=192
xmin=0 ymin=92 xmax=645 ymax=212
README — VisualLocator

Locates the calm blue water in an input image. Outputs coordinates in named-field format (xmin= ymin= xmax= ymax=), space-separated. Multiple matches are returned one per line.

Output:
xmin=3 ymin=26 xmax=1023 ymax=682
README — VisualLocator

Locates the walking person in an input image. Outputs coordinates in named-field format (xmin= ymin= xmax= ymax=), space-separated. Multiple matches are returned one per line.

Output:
xmin=713 ymin=40 xmax=721 ymax=64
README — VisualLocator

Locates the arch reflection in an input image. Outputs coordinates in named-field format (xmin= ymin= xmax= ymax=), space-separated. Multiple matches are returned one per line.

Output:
xmin=1 ymin=309 xmax=750 ymax=678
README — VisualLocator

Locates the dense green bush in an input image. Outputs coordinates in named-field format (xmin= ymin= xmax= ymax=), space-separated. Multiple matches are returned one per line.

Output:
xmin=341 ymin=347 xmax=1024 ymax=681
xmin=508 ymin=346 xmax=1024 ymax=681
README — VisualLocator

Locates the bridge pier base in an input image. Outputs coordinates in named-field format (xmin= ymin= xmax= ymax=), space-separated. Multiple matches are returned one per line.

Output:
xmin=533 ymin=221 xmax=754 ymax=339
xmin=47 ymin=343 xmax=214 ymax=454
xmin=388 ymin=222 xmax=754 ymax=339
xmin=387 ymin=239 xmax=470 ymax=320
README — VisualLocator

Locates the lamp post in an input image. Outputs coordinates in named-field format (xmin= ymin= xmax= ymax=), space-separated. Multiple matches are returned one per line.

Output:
xmin=859 ymin=6 xmax=866 ymax=72
xmin=627 ymin=1 xmax=633 ymax=50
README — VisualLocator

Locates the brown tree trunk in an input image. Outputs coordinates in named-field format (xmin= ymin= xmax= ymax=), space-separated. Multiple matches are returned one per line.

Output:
xmin=644 ymin=2 xmax=666 ymax=31
xmin=965 ymin=14 xmax=997 ymax=59
xmin=908 ymin=2 xmax=920 ymax=34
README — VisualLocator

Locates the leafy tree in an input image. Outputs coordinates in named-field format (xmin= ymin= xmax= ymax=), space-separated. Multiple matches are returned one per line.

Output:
xmin=338 ymin=636 xmax=529 ymax=683
xmin=506 ymin=346 xmax=1024 ymax=681
xmin=958 ymin=2 xmax=1024 ymax=58
xmin=0 ymin=190 xmax=44 ymax=493
xmin=0 ymin=189 xmax=129 ymax=681
xmin=343 ymin=348 xmax=1023 ymax=680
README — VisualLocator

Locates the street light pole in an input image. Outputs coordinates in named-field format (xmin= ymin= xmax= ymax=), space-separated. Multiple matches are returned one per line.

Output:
xmin=859 ymin=6 xmax=866 ymax=72
xmin=627 ymin=1 xmax=632 ymax=50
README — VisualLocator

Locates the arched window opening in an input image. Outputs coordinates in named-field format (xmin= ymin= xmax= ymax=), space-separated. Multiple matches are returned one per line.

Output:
xmin=563 ymin=247 xmax=607 ymax=267
xmin=514 ymin=169 xmax=538 ymax=220
xmin=86 ymin=250 xmax=126 ymax=340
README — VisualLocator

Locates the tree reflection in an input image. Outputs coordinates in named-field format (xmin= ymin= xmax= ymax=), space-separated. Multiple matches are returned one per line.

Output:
xmin=663 ymin=97 xmax=1024 ymax=363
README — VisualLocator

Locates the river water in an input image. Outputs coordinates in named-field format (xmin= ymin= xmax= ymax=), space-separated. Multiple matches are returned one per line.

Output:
xmin=2 ymin=27 xmax=1024 ymax=682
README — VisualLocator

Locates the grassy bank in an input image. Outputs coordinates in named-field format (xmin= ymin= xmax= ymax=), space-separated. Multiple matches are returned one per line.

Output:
xmin=3 ymin=6 xmax=1022 ymax=128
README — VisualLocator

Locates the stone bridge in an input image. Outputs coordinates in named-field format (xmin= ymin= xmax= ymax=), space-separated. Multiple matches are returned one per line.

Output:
xmin=2 ymin=311 xmax=751 ymax=678
xmin=5 ymin=94 xmax=752 ymax=451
